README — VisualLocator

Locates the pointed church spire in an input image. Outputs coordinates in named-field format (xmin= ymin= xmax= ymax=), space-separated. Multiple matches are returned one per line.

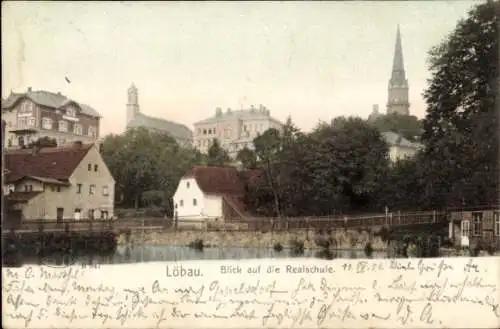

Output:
xmin=391 ymin=24 xmax=405 ymax=77
xmin=387 ymin=25 xmax=410 ymax=116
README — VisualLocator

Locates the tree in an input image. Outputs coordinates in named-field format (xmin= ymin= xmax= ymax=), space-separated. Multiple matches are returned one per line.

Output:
xmin=100 ymin=127 xmax=203 ymax=213
xmin=206 ymin=139 xmax=231 ymax=166
xmin=305 ymin=116 xmax=390 ymax=214
xmin=370 ymin=113 xmax=423 ymax=142
xmin=236 ymin=147 xmax=257 ymax=169
xmin=421 ymin=0 xmax=499 ymax=208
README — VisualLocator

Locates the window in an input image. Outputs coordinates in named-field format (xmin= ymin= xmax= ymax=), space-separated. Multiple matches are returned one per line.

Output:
xmin=21 ymin=101 xmax=33 ymax=113
xmin=51 ymin=186 xmax=56 ymax=192
xmin=74 ymin=208 xmax=81 ymax=221
xmin=203 ymin=129 xmax=207 ymax=135
xmin=89 ymin=184 xmax=96 ymax=195
xmin=208 ymin=129 xmax=212 ymax=134
xmin=59 ymin=120 xmax=68 ymax=132
xmin=102 ymin=185 xmax=109 ymax=196
xmin=461 ymin=220 xmax=471 ymax=237
xmin=88 ymin=209 xmax=95 ymax=220
xmin=101 ymin=211 xmax=109 ymax=220
xmin=179 ymin=200 xmax=184 ymax=207
xmin=7 ymin=138 xmax=12 ymax=147
xmin=76 ymin=184 xmax=82 ymax=194
xmin=27 ymin=117 xmax=36 ymax=127
xmin=24 ymin=185 xmax=33 ymax=192
xmin=193 ymin=198 xmax=197 ymax=206
xmin=88 ymin=126 xmax=97 ymax=138
xmin=88 ymin=164 xmax=92 ymax=171
xmin=472 ymin=212 xmax=483 ymax=236
xmin=42 ymin=117 xmax=53 ymax=130
xmin=17 ymin=117 xmax=27 ymax=128
xmin=66 ymin=107 xmax=76 ymax=117
xmin=58 ymin=138 xmax=66 ymax=146
xmin=74 ymin=124 xmax=83 ymax=135
xmin=213 ymin=128 xmax=216 ymax=134
xmin=186 ymin=182 xmax=190 ymax=188
xmin=494 ymin=212 xmax=500 ymax=237
xmin=94 ymin=164 xmax=98 ymax=172
xmin=56 ymin=186 xmax=61 ymax=192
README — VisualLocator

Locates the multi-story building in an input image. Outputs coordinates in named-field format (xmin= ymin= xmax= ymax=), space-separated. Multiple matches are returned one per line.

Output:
xmin=4 ymin=141 xmax=115 ymax=221
xmin=1 ymin=87 xmax=101 ymax=149
xmin=193 ymin=105 xmax=283 ymax=158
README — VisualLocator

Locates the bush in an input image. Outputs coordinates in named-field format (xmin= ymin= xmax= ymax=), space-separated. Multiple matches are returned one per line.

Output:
xmin=188 ymin=238 xmax=204 ymax=251
xmin=289 ymin=238 xmax=305 ymax=255
xmin=273 ymin=242 xmax=283 ymax=252
xmin=364 ymin=242 xmax=374 ymax=257
xmin=314 ymin=236 xmax=331 ymax=249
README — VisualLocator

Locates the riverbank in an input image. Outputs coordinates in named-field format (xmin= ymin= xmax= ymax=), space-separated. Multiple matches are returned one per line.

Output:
xmin=117 ymin=228 xmax=387 ymax=250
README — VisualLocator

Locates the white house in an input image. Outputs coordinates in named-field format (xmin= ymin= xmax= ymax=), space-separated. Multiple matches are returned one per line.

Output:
xmin=382 ymin=131 xmax=423 ymax=162
xmin=172 ymin=166 xmax=261 ymax=224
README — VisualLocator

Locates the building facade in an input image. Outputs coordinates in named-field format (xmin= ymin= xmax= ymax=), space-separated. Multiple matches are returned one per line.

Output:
xmin=193 ymin=105 xmax=283 ymax=158
xmin=4 ymin=142 xmax=115 ymax=221
xmin=387 ymin=25 xmax=410 ymax=116
xmin=382 ymin=131 xmax=422 ymax=162
xmin=125 ymin=84 xmax=193 ymax=147
xmin=1 ymin=87 xmax=101 ymax=149
xmin=173 ymin=166 xmax=261 ymax=225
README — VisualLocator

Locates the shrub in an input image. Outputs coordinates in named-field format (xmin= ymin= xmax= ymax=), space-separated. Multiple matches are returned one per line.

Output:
xmin=188 ymin=238 xmax=204 ymax=251
xmin=273 ymin=242 xmax=283 ymax=252
xmin=364 ymin=242 xmax=374 ymax=257
xmin=289 ymin=238 xmax=305 ymax=255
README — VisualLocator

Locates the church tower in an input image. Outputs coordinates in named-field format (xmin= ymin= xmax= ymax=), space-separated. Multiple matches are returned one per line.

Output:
xmin=387 ymin=25 xmax=410 ymax=116
xmin=126 ymin=83 xmax=140 ymax=125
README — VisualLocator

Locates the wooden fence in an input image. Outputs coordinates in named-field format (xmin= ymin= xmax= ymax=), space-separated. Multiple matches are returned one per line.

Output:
xmin=2 ymin=210 xmax=450 ymax=234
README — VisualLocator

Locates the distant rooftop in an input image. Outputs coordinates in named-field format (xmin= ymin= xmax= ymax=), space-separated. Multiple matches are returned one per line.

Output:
xmin=2 ymin=88 xmax=101 ymax=118
xmin=382 ymin=131 xmax=422 ymax=149
xmin=195 ymin=104 xmax=281 ymax=125
xmin=126 ymin=112 xmax=193 ymax=141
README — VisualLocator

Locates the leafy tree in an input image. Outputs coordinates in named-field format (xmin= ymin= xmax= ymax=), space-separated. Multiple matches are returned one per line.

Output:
xmin=206 ymin=139 xmax=231 ymax=166
xmin=370 ymin=113 xmax=423 ymax=142
xmin=421 ymin=0 xmax=499 ymax=208
xmin=236 ymin=147 xmax=257 ymax=169
xmin=305 ymin=116 xmax=390 ymax=214
xmin=100 ymin=127 xmax=203 ymax=213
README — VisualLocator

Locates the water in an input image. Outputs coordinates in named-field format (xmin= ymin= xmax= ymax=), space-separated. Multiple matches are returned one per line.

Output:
xmin=4 ymin=244 xmax=388 ymax=267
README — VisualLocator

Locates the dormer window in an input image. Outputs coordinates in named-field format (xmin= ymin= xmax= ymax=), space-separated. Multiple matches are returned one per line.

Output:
xmin=66 ymin=107 xmax=76 ymax=117
xmin=21 ymin=101 xmax=34 ymax=113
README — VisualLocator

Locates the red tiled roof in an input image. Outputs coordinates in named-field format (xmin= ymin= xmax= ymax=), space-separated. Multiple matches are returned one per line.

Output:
xmin=5 ymin=144 xmax=93 ymax=182
xmin=183 ymin=166 xmax=264 ymax=196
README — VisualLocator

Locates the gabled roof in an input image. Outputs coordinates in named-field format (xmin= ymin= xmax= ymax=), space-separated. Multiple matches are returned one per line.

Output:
xmin=9 ymin=176 xmax=70 ymax=186
xmin=182 ymin=166 xmax=263 ymax=196
xmin=127 ymin=113 xmax=193 ymax=141
xmin=2 ymin=90 xmax=101 ymax=118
xmin=5 ymin=143 xmax=94 ymax=183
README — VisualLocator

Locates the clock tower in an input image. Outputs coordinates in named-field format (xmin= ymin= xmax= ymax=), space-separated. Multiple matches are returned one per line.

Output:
xmin=387 ymin=25 xmax=410 ymax=115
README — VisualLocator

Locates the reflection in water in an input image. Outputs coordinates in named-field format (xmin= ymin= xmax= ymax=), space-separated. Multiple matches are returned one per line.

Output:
xmin=5 ymin=244 xmax=388 ymax=267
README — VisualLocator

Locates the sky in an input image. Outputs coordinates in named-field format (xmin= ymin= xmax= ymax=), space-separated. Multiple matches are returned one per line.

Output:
xmin=2 ymin=1 xmax=481 ymax=136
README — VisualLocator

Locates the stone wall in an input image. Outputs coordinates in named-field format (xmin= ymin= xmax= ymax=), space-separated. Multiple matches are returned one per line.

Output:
xmin=117 ymin=228 xmax=386 ymax=250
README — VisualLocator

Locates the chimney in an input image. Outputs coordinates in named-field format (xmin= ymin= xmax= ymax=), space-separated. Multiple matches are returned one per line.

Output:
xmin=215 ymin=107 xmax=222 ymax=117
xmin=27 ymin=87 xmax=32 ymax=92
xmin=372 ymin=104 xmax=379 ymax=113
xmin=226 ymin=108 xmax=232 ymax=114
xmin=72 ymin=140 xmax=83 ymax=150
